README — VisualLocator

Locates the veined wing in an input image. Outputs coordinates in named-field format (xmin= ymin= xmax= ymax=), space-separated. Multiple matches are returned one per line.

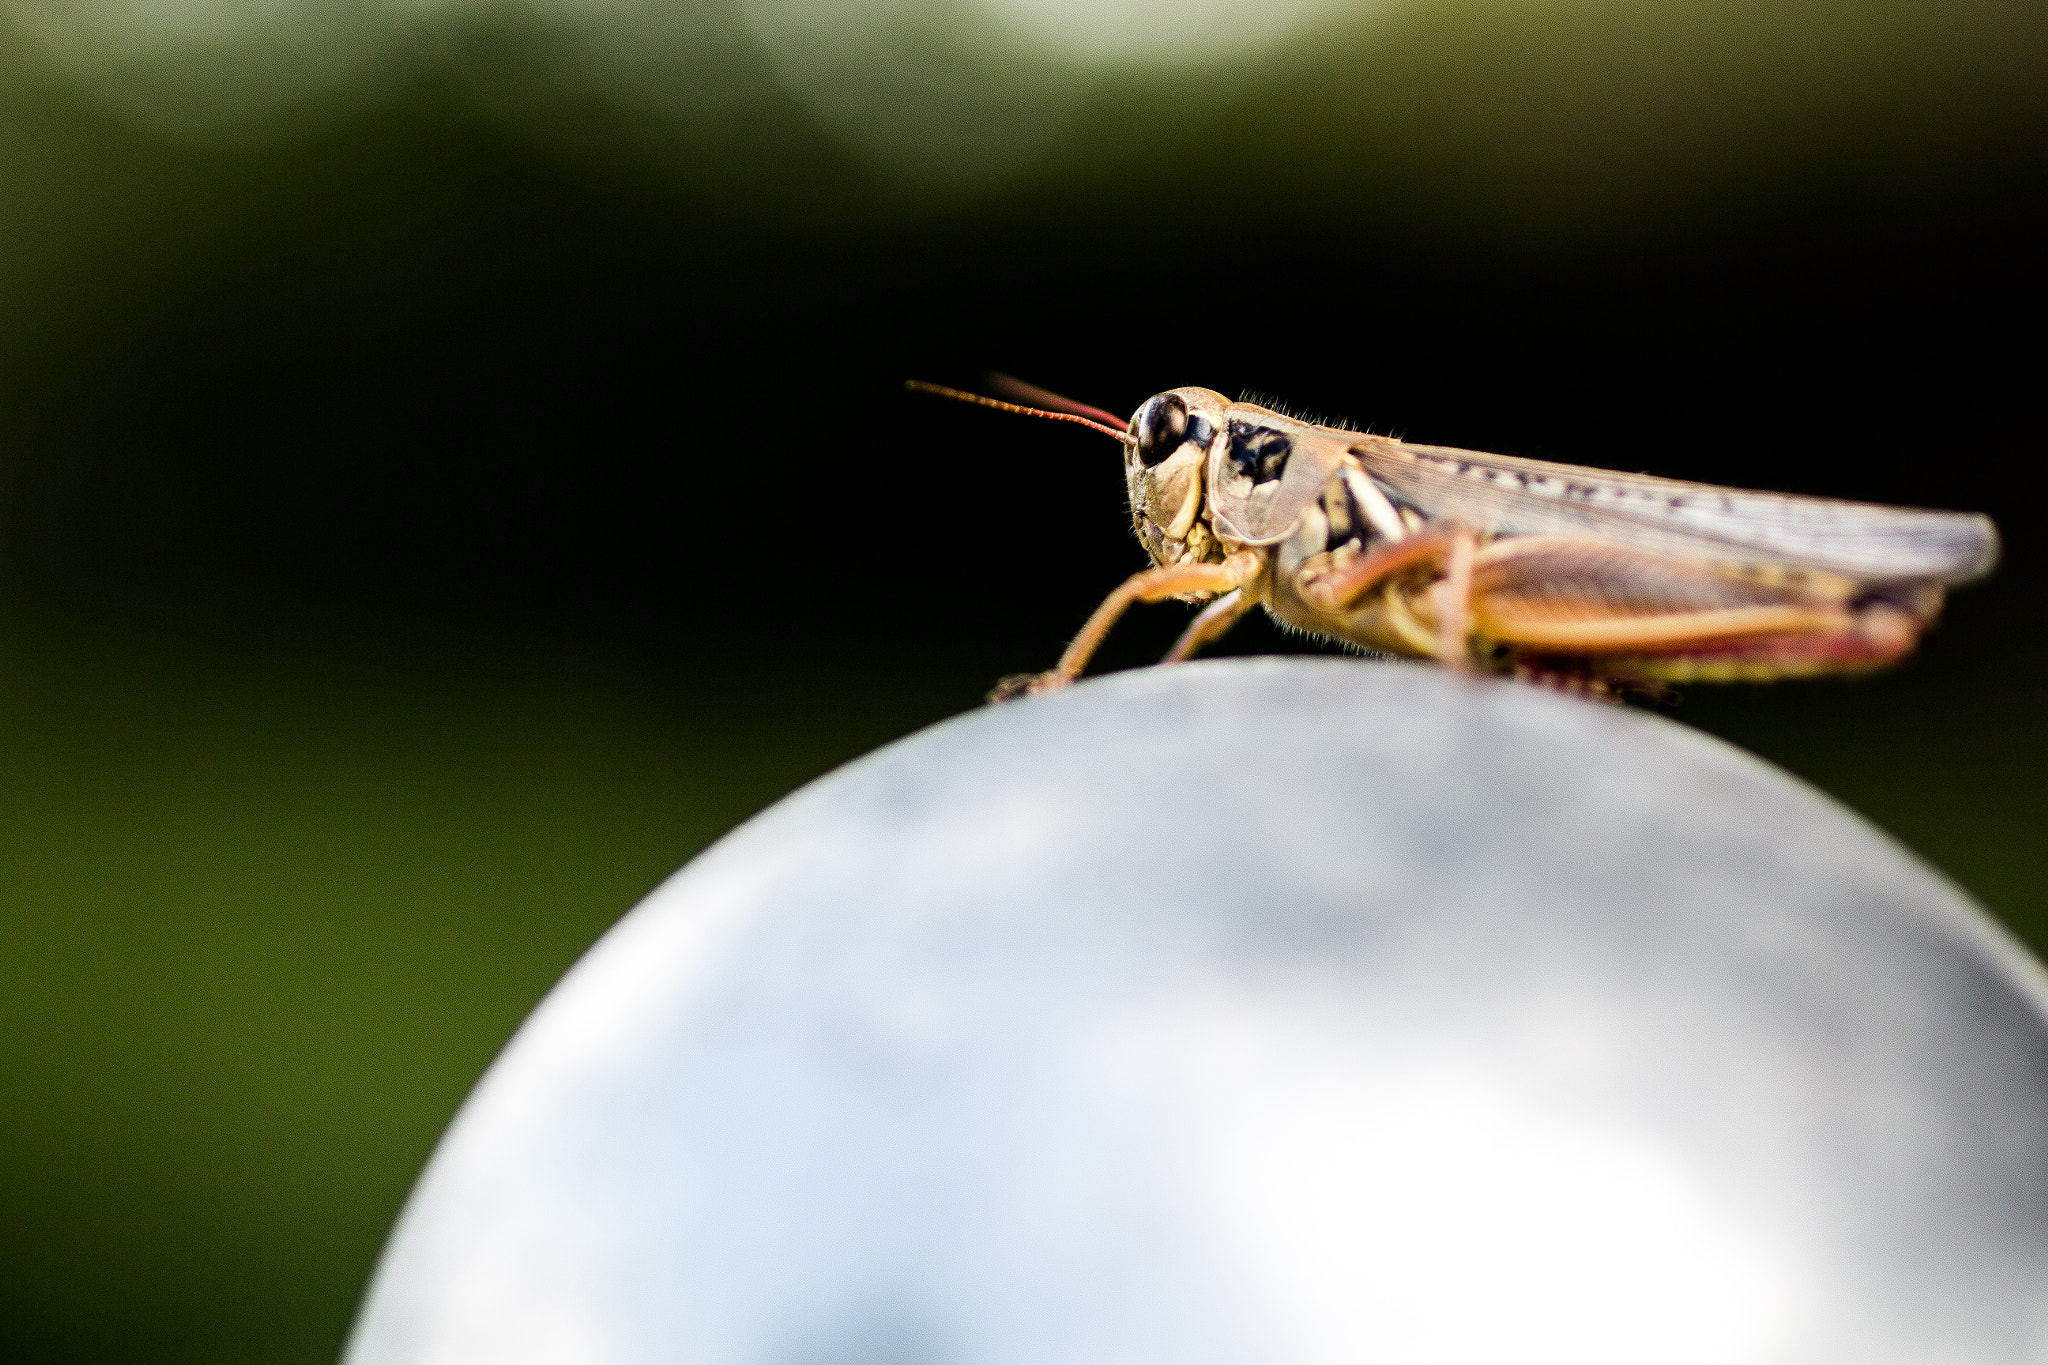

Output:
xmin=1345 ymin=433 xmax=1999 ymax=583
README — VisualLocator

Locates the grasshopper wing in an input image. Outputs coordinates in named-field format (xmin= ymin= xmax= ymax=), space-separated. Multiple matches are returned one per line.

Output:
xmin=1349 ymin=435 xmax=1999 ymax=584
xmin=1206 ymin=409 xmax=1351 ymax=545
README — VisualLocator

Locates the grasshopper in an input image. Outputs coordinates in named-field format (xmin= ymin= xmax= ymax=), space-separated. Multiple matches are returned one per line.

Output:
xmin=910 ymin=378 xmax=1999 ymax=698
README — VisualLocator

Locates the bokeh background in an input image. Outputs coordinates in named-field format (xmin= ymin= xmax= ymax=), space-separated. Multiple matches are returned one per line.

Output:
xmin=0 ymin=2 xmax=2041 ymax=1361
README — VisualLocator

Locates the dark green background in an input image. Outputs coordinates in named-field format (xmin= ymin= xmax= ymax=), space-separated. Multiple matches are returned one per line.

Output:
xmin=0 ymin=4 xmax=2042 ymax=1362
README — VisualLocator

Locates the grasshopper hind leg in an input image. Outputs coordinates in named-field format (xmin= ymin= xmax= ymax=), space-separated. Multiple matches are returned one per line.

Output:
xmin=1469 ymin=536 xmax=1931 ymax=684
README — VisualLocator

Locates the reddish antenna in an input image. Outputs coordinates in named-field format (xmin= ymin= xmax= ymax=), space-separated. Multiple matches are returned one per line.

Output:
xmin=985 ymin=373 xmax=1132 ymax=432
xmin=906 ymin=379 xmax=1135 ymax=447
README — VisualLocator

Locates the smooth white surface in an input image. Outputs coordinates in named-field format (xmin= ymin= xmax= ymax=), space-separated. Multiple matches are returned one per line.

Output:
xmin=345 ymin=659 xmax=2048 ymax=1365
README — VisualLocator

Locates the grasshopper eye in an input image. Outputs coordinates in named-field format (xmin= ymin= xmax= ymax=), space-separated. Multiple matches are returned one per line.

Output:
xmin=1135 ymin=395 xmax=1188 ymax=467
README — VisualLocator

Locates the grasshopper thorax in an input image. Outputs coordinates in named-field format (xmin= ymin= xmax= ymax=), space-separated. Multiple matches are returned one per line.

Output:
xmin=1127 ymin=387 xmax=1231 ymax=568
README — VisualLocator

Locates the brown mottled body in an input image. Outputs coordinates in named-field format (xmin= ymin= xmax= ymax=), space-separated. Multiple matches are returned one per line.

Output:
xmin=912 ymin=381 xmax=1998 ymax=697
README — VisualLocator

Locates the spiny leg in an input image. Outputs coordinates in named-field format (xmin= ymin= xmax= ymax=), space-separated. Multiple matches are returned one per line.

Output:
xmin=1055 ymin=557 xmax=1251 ymax=683
xmin=1467 ymin=536 xmax=1851 ymax=652
xmin=1298 ymin=529 xmax=1462 ymax=613
xmin=1461 ymin=535 xmax=1917 ymax=680
xmin=1433 ymin=528 xmax=1478 ymax=671
xmin=1295 ymin=526 xmax=1478 ymax=668
xmin=996 ymin=554 xmax=1256 ymax=699
xmin=1163 ymin=588 xmax=1254 ymax=664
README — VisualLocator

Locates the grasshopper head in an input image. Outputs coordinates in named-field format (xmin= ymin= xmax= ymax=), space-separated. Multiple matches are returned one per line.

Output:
xmin=1127 ymin=387 xmax=1229 ymax=566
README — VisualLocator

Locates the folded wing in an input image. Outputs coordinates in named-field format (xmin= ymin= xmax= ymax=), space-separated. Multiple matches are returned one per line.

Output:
xmin=1348 ymin=434 xmax=1998 ymax=584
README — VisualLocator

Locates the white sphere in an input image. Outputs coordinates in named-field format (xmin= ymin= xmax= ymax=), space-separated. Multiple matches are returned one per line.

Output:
xmin=345 ymin=659 xmax=2048 ymax=1365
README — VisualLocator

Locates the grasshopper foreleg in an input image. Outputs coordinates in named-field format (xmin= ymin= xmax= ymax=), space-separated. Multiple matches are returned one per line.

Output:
xmin=994 ymin=553 xmax=1258 ymax=700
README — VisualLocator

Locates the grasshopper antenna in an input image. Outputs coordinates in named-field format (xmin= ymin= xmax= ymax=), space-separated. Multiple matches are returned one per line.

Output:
xmin=984 ymin=373 xmax=1131 ymax=432
xmin=906 ymin=379 xmax=1136 ymax=448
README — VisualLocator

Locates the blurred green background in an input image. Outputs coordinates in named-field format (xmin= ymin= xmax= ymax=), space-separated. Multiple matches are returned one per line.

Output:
xmin=0 ymin=2 xmax=2042 ymax=1361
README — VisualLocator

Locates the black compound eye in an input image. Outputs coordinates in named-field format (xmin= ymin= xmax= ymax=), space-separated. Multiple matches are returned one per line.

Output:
xmin=1134 ymin=395 xmax=1188 ymax=468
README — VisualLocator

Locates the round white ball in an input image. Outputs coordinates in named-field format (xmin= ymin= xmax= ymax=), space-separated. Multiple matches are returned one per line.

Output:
xmin=346 ymin=659 xmax=2048 ymax=1365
